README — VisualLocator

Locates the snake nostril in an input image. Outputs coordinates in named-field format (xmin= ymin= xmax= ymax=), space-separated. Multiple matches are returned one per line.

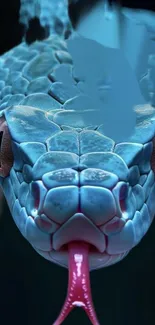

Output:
xmin=119 ymin=183 xmax=129 ymax=213
xmin=119 ymin=183 xmax=128 ymax=200
xmin=31 ymin=182 xmax=40 ymax=211
xmin=29 ymin=181 xmax=47 ymax=218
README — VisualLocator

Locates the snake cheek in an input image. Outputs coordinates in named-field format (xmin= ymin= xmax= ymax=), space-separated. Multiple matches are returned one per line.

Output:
xmin=0 ymin=117 xmax=14 ymax=177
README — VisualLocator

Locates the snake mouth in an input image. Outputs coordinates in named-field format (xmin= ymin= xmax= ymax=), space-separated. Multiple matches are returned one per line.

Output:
xmin=34 ymin=213 xmax=129 ymax=271
xmin=59 ymin=242 xmax=99 ymax=253
xmin=52 ymin=212 xmax=106 ymax=253
xmin=57 ymin=242 xmax=101 ymax=260
xmin=49 ymin=240 xmax=129 ymax=273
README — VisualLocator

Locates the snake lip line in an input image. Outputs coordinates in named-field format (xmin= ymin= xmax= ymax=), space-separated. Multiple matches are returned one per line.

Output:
xmin=58 ymin=242 xmax=100 ymax=254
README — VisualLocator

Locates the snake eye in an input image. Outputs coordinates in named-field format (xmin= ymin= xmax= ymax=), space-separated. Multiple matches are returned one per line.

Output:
xmin=0 ymin=116 xmax=14 ymax=177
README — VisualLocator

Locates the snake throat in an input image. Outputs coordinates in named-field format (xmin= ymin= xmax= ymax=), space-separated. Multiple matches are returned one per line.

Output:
xmin=53 ymin=241 xmax=100 ymax=325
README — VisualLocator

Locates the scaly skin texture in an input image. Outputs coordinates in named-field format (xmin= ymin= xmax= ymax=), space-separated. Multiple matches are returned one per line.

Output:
xmin=0 ymin=33 xmax=155 ymax=268
xmin=0 ymin=2 xmax=155 ymax=324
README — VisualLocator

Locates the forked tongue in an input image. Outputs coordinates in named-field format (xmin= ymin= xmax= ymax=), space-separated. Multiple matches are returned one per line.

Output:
xmin=53 ymin=241 xmax=100 ymax=325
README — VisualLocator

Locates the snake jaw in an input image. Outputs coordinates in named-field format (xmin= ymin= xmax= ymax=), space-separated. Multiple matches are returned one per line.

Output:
xmin=53 ymin=241 xmax=100 ymax=325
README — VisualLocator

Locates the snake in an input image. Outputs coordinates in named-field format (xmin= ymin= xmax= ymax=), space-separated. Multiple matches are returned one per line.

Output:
xmin=0 ymin=1 xmax=155 ymax=325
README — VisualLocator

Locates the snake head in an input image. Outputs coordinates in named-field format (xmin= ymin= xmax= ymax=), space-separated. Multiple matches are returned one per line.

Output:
xmin=1 ymin=102 xmax=155 ymax=325
xmin=0 ymin=102 xmax=155 ymax=263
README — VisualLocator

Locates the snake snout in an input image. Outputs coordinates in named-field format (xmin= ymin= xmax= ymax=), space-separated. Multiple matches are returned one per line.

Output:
xmin=28 ymin=170 xmax=135 ymax=244
xmin=11 ymin=164 xmax=148 ymax=270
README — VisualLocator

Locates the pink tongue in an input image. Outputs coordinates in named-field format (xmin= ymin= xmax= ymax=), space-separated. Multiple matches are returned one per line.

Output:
xmin=53 ymin=242 xmax=100 ymax=325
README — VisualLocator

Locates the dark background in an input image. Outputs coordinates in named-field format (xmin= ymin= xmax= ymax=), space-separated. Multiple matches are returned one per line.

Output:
xmin=0 ymin=1 xmax=155 ymax=325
